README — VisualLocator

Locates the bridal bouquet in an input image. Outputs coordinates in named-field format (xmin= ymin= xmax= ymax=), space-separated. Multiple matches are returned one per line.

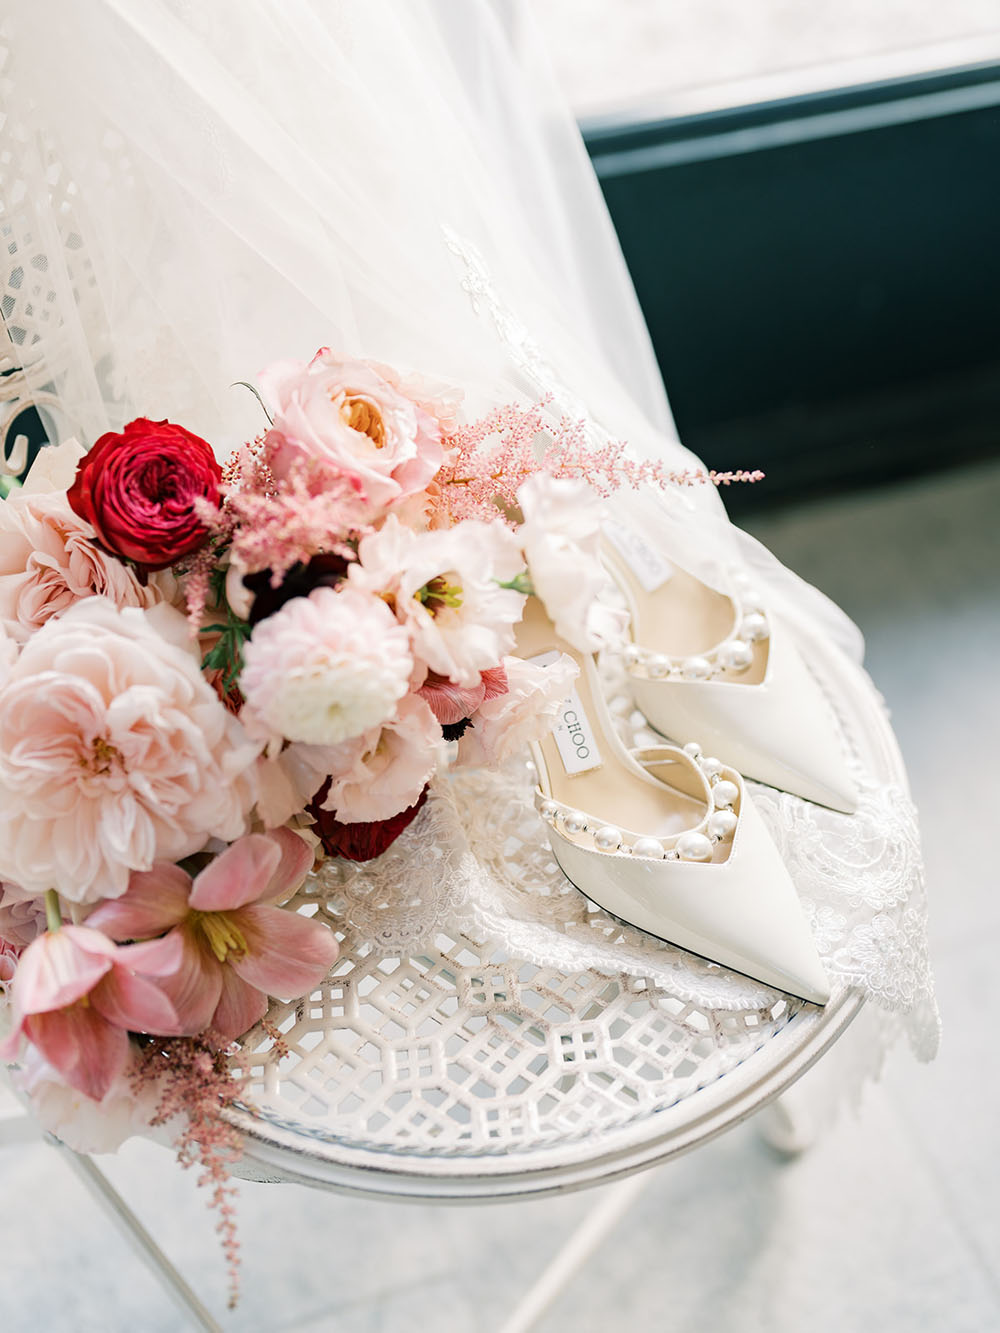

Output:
xmin=0 ymin=348 xmax=743 ymax=1298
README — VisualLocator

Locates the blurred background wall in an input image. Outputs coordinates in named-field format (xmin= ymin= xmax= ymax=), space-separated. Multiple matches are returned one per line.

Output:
xmin=535 ymin=2 xmax=1000 ymax=511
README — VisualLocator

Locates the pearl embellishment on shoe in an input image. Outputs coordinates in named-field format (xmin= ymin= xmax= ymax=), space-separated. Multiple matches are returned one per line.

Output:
xmin=681 ymin=655 xmax=713 ymax=680
xmin=632 ymin=836 xmax=667 ymax=859
xmin=621 ymin=571 xmax=770 ymax=683
xmin=594 ymin=825 xmax=624 ymax=851
xmin=712 ymin=780 xmax=740 ymax=808
xmin=718 ymin=639 xmax=754 ymax=672
xmin=707 ymin=809 xmax=739 ymax=840
xmin=560 ymin=809 xmax=588 ymax=835
xmin=676 ymin=831 xmax=713 ymax=861
xmin=534 ymin=754 xmax=742 ymax=861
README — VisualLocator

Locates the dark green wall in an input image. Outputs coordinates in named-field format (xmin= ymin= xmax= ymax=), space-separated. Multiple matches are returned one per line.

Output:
xmin=584 ymin=64 xmax=1000 ymax=509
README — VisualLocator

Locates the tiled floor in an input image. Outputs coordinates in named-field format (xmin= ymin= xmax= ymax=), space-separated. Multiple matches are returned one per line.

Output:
xmin=2 ymin=458 xmax=998 ymax=1332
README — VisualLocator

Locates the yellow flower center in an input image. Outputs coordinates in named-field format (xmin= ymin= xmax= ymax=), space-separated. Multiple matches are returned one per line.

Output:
xmin=340 ymin=395 xmax=386 ymax=447
xmin=416 ymin=574 xmax=463 ymax=617
xmin=79 ymin=735 xmax=124 ymax=776
xmin=192 ymin=910 xmax=249 ymax=964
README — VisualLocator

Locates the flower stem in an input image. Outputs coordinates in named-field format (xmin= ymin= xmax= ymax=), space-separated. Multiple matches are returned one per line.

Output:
xmin=44 ymin=889 xmax=62 ymax=933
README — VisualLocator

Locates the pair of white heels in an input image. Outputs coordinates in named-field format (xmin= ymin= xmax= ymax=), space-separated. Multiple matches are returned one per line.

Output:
xmin=520 ymin=536 xmax=858 ymax=1006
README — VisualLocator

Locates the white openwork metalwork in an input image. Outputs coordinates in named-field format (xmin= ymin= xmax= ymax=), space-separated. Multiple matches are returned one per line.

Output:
xmin=225 ymin=619 xmax=920 ymax=1198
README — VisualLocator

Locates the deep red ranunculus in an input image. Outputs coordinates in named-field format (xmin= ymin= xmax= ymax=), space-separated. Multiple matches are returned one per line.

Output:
xmin=67 ymin=418 xmax=223 ymax=570
xmin=307 ymin=784 xmax=429 ymax=862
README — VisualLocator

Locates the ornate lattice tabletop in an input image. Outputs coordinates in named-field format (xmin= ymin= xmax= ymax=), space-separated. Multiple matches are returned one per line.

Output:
xmin=225 ymin=628 xmax=910 ymax=1200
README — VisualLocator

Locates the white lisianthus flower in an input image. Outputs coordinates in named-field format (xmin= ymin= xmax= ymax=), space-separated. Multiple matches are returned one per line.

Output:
xmin=458 ymin=652 xmax=579 ymax=767
xmin=14 ymin=1049 xmax=173 ymax=1154
xmin=348 ymin=515 xmax=525 ymax=687
xmin=320 ymin=693 xmax=446 ymax=823
xmin=241 ymin=585 xmax=414 ymax=749
xmin=517 ymin=473 xmax=628 ymax=653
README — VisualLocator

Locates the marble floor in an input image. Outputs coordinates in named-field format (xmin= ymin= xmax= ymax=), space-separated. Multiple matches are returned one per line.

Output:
xmin=1 ymin=457 xmax=998 ymax=1332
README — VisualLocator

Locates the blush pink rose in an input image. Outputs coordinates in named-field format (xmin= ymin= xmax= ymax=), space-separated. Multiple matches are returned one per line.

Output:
xmin=260 ymin=349 xmax=444 ymax=508
xmin=0 ymin=490 xmax=160 ymax=644
xmin=0 ymin=599 xmax=261 ymax=903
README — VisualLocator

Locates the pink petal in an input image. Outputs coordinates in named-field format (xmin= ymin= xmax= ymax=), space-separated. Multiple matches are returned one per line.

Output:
xmin=231 ymin=904 xmax=338 ymax=999
xmin=115 ymin=932 xmax=185 ymax=978
xmin=157 ymin=929 xmax=222 ymax=1036
xmin=211 ymin=968 xmax=268 ymax=1041
xmin=418 ymin=672 xmax=486 ymax=726
xmin=258 ymin=828 xmax=314 ymax=904
xmin=190 ymin=835 xmax=282 ymax=912
xmin=26 ymin=1007 xmax=129 ymax=1101
xmin=480 ymin=663 xmax=509 ymax=701
xmin=91 ymin=968 xmax=180 ymax=1037
xmin=87 ymin=864 xmax=192 ymax=940
xmin=13 ymin=928 xmax=113 ymax=1015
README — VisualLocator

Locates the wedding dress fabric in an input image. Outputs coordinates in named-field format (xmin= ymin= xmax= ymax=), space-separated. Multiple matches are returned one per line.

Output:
xmin=0 ymin=0 xmax=937 ymax=1111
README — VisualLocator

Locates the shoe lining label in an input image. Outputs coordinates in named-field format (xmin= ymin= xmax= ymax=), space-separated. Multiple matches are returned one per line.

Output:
xmin=530 ymin=651 xmax=602 ymax=775
xmin=604 ymin=520 xmax=674 ymax=593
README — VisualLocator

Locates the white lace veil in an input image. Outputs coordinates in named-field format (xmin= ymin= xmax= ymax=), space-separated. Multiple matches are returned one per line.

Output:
xmin=1 ymin=0 xmax=935 ymax=1068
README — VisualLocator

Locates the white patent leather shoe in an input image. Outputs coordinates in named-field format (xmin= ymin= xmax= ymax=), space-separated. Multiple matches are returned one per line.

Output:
xmin=602 ymin=525 xmax=858 ymax=815
xmin=516 ymin=597 xmax=831 ymax=1004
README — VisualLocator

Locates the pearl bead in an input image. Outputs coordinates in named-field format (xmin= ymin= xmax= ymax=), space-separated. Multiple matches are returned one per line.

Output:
xmin=712 ymin=780 xmax=740 ymax=808
xmin=681 ymin=655 xmax=712 ymax=680
xmin=719 ymin=639 xmax=754 ymax=672
xmin=560 ymin=809 xmax=588 ymax=836
xmin=538 ymin=799 xmax=559 ymax=822
xmin=682 ymin=741 xmax=703 ymax=760
xmin=707 ymin=809 xmax=739 ymax=840
xmin=632 ymin=836 xmax=666 ymax=859
xmin=594 ymin=825 xmax=623 ymax=852
xmin=623 ymin=644 xmax=642 ymax=669
xmin=646 ymin=653 xmax=671 ymax=679
xmin=676 ymin=831 xmax=713 ymax=862
xmin=699 ymin=755 xmax=723 ymax=778
xmin=737 ymin=583 xmax=763 ymax=610
xmin=741 ymin=612 xmax=769 ymax=642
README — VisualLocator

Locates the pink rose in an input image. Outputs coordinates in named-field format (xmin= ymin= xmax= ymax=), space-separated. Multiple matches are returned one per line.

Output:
xmin=0 ymin=599 xmax=260 ymax=903
xmin=260 ymin=350 xmax=444 ymax=509
xmin=0 ymin=490 xmax=160 ymax=643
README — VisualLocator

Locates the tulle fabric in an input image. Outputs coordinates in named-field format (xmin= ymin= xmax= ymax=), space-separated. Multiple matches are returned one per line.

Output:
xmin=1 ymin=0 xmax=932 ymax=1082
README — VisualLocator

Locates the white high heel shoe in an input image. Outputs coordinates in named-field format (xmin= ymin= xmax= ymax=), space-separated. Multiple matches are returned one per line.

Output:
xmin=602 ymin=524 xmax=858 ymax=815
xmin=516 ymin=598 xmax=831 ymax=1005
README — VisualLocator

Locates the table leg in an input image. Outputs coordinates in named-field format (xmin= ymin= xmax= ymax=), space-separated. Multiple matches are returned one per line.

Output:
xmin=495 ymin=1169 xmax=654 ymax=1333
xmin=758 ymin=1087 xmax=817 ymax=1155
xmin=45 ymin=1135 xmax=223 ymax=1333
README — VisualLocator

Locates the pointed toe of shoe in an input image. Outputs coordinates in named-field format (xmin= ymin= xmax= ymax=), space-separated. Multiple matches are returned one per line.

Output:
xmin=630 ymin=619 xmax=858 ymax=816
xmin=545 ymin=787 xmax=830 ymax=1006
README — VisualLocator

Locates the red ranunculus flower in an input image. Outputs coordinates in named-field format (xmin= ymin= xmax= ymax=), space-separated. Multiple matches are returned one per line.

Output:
xmin=68 ymin=418 xmax=223 ymax=570
xmin=307 ymin=783 xmax=429 ymax=862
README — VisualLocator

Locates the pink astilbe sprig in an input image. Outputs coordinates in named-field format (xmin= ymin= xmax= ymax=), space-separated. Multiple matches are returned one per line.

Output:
xmin=219 ymin=449 xmax=371 ymax=587
xmin=433 ymin=399 xmax=762 ymax=525
xmin=132 ymin=1033 xmax=251 ymax=1310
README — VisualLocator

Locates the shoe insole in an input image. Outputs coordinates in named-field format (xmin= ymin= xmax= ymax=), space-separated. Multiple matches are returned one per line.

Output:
xmin=514 ymin=598 xmax=706 ymax=840
xmin=603 ymin=544 xmax=769 ymax=686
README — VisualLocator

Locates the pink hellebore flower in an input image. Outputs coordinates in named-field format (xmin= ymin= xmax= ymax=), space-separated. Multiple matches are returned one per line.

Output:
xmin=88 ymin=830 xmax=338 ymax=1042
xmin=0 ymin=925 xmax=182 ymax=1102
